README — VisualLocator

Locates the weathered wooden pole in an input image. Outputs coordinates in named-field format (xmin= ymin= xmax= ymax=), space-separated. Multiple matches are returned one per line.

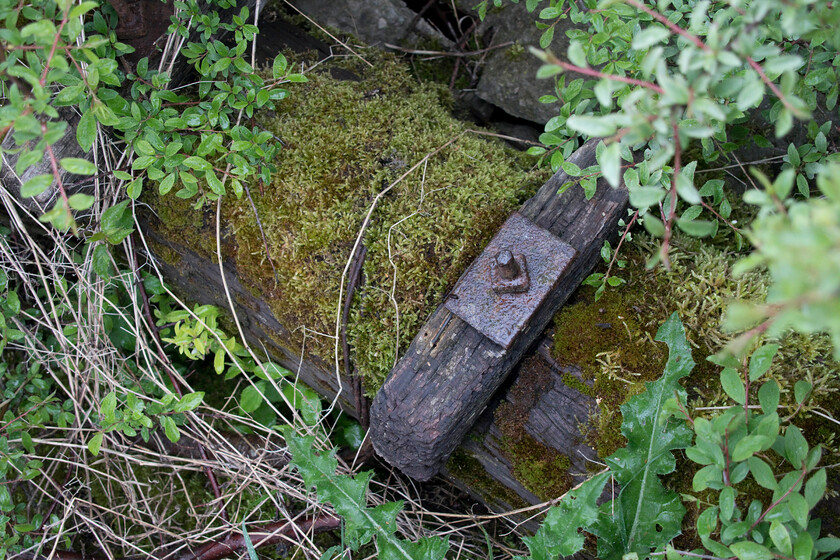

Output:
xmin=369 ymin=139 xmax=629 ymax=480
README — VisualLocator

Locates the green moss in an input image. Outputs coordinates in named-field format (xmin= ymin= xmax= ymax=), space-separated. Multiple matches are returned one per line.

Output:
xmin=492 ymin=355 xmax=575 ymax=500
xmin=146 ymin=50 xmax=548 ymax=393
xmin=551 ymin=228 xmax=840 ymax=467
xmin=446 ymin=448 xmax=530 ymax=510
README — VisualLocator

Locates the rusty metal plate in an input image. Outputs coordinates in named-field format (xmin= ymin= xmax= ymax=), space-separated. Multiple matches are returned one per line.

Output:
xmin=445 ymin=212 xmax=576 ymax=349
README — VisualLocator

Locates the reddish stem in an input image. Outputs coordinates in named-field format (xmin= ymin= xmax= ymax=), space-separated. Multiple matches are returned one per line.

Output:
xmin=625 ymin=0 xmax=710 ymax=52
xmin=660 ymin=119 xmax=681 ymax=270
xmin=41 ymin=122 xmax=75 ymax=229
xmin=745 ymin=57 xmax=805 ymax=118
xmin=40 ymin=9 xmax=69 ymax=87
xmin=750 ymin=466 xmax=808 ymax=530
xmin=545 ymin=53 xmax=665 ymax=94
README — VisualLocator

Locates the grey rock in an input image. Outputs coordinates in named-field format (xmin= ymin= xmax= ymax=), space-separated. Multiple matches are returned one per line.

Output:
xmin=288 ymin=0 xmax=450 ymax=47
xmin=464 ymin=2 xmax=577 ymax=125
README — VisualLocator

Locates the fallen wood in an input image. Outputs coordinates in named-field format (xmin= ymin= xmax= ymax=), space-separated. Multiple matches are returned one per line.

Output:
xmin=369 ymin=139 xmax=629 ymax=480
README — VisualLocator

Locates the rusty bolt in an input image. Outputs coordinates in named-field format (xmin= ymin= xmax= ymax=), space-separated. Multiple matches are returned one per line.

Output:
xmin=495 ymin=250 xmax=520 ymax=280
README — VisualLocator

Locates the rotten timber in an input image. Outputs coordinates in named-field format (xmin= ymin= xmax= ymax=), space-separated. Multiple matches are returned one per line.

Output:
xmin=369 ymin=139 xmax=629 ymax=480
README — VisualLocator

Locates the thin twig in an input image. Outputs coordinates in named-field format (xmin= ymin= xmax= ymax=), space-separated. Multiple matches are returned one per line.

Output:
xmin=384 ymin=41 xmax=514 ymax=58
xmin=341 ymin=244 xmax=369 ymax=431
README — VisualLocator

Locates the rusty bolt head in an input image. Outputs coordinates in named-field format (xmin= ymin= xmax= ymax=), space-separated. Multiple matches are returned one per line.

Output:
xmin=495 ymin=249 xmax=520 ymax=280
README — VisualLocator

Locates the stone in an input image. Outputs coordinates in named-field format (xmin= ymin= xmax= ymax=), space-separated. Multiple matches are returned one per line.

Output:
xmin=464 ymin=2 xmax=577 ymax=125
xmin=288 ymin=0 xmax=450 ymax=47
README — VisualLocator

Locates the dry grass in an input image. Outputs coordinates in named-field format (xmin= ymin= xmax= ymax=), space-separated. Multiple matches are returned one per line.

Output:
xmin=0 ymin=8 xmax=544 ymax=558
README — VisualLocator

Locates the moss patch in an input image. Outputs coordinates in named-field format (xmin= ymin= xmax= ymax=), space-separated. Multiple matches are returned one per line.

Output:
xmin=446 ymin=448 xmax=530 ymax=511
xmin=551 ymin=229 xmax=840 ymax=544
xmin=494 ymin=355 xmax=574 ymax=501
xmin=144 ymin=50 xmax=548 ymax=392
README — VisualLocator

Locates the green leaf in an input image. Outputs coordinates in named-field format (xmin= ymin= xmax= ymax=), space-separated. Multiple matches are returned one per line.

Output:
xmin=174 ymin=391 xmax=204 ymax=413
xmin=732 ymin=435 xmax=772 ymax=462
xmin=730 ymin=541 xmax=773 ymax=560
xmin=794 ymin=531 xmax=813 ymax=560
xmin=127 ymin=177 xmax=143 ymax=199
xmin=758 ymin=379 xmax=779 ymax=414
xmin=804 ymin=468 xmax=826 ymax=508
xmin=719 ymin=486 xmax=735 ymax=520
xmin=160 ymin=415 xmax=180 ymax=443
xmin=749 ymin=457 xmax=777 ymax=490
xmin=769 ymin=521 xmax=793 ymax=556
xmin=540 ymin=26 xmax=554 ymax=48
xmin=599 ymin=142 xmax=622 ymax=188
xmin=59 ymin=156 xmax=97 ymax=175
xmin=720 ymin=367 xmax=745 ymax=404
xmin=101 ymin=391 xmax=117 ymax=423
xmin=592 ymin=313 xmax=694 ymax=560
xmin=749 ymin=344 xmax=778 ymax=381
xmin=88 ymin=432 xmax=104 ymax=456
xmin=786 ymin=492 xmax=808 ymax=529
xmin=567 ymin=115 xmax=617 ymax=137
xmin=784 ymin=425 xmax=808 ymax=469
xmin=521 ymin=471 xmax=610 ymax=558
xmin=643 ymin=215 xmax=665 ymax=237
xmin=100 ymin=200 xmax=134 ymax=244
xmin=676 ymin=219 xmax=716 ymax=237
xmin=629 ymin=186 xmax=665 ymax=208
xmin=159 ymin=173 xmax=176 ymax=195
xmin=794 ymin=380 xmax=811 ymax=404
xmin=283 ymin=428 xmax=449 ymax=558
xmin=272 ymin=53 xmax=288 ymax=79
xmin=20 ymin=174 xmax=53 ymax=198
xmin=67 ymin=194 xmax=95 ymax=211
xmin=633 ymin=26 xmax=670 ymax=50
xmin=183 ymin=156 xmax=212 ymax=171
xmin=69 ymin=1 xmax=99 ymax=19
xmin=92 ymin=244 xmax=112 ymax=279
xmin=240 ymin=382 xmax=265 ymax=413
xmin=242 ymin=522 xmax=259 ymax=560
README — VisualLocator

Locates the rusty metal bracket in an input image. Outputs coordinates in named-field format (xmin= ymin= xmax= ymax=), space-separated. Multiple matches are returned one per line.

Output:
xmin=444 ymin=212 xmax=576 ymax=349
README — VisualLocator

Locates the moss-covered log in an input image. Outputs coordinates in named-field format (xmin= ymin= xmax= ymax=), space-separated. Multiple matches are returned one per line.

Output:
xmin=369 ymin=139 xmax=629 ymax=480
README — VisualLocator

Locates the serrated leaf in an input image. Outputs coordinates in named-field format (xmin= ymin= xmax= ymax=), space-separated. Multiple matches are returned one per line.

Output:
xmin=522 ymin=471 xmax=610 ymax=559
xmin=592 ymin=313 xmax=694 ymax=559
xmin=283 ymin=428 xmax=449 ymax=559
